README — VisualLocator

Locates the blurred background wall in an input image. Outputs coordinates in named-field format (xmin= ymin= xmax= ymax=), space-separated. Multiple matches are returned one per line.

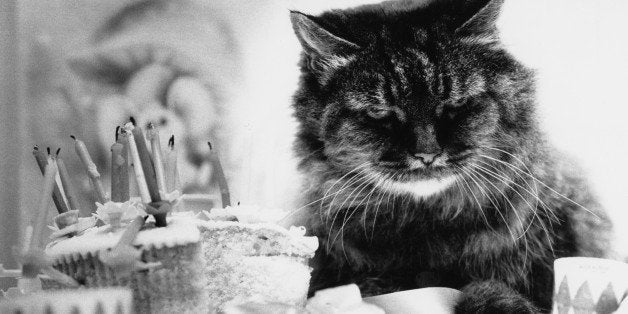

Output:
xmin=1 ymin=0 xmax=628 ymax=290
xmin=0 ymin=0 xmax=22 ymax=289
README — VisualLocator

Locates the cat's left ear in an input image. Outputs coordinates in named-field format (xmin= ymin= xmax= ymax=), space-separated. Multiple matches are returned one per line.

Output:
xmin=454 ymin=0 xmax=503 ymax=39
xmin=290 ymin=11 xmax=360 ymax=79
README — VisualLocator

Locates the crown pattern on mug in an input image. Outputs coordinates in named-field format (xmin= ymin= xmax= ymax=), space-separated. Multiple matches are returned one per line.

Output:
xmin=554 ymin=276 xmax=622 ymax=314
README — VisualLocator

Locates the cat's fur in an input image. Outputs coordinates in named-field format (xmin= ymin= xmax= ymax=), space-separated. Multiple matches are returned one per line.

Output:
xmin=289 ymin=0 xmax=612 ymax=312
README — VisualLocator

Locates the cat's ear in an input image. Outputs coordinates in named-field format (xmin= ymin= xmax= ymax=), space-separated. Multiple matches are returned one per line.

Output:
xmin=290 ymin=11 xmax=360 ymax=79
xmin=454 ymin=0 xmax=503 ymax=40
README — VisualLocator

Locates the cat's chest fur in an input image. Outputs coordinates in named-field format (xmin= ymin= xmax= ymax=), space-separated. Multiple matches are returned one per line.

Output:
xmin=307 ymin=195 xmax=533 ymax=292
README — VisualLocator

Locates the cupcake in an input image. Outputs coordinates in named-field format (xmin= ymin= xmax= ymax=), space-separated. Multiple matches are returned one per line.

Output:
xmin=43 ymin=215 xmax=208 ymax=313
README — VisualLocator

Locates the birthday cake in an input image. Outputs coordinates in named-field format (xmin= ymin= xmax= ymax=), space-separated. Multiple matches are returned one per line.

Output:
xmin=27 ymin=120 xmax=317 ymax=312
xmin=43 ymin=206 xmax=317 ymax=312
xmin=194 ymin=205 xmax=318 ymax=309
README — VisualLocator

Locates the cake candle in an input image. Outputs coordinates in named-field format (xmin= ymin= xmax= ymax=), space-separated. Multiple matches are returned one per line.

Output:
xmin=123 ymin=123 xmax=151 ymax=204
xmin=117 ymin=215 xmax=145 ymax=248
xmin=56 ymin=154 xmax=81 ymax=212
xmin=32 ymin=146 xmax=69 ymax=214
xmin=111 ymin=126 xmax=130 ymax=202
xmin=208 ymin=141 xmax=231 ymax=207
xmin=72 ymin=135 xmax=108 ymax=204
xmin=119 ymin=129 xmax=131 ymax=201
xmin=129 ymin=118 xmax=161 ymax=203
xmin=165 ymin=135 xmax=180 ymax=193
xmin=146 ymin=123 xmax=166 ymax=197
xmin=31 ymin=161 xmax=58 ymax=251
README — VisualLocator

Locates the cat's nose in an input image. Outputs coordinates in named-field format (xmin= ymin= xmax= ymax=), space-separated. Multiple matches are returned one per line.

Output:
xmin=414 ymin=152 xmax=439 ymax=166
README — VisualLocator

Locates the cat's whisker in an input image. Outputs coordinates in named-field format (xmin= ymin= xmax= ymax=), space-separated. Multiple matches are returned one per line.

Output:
xmin=320 ymin=163 xmax=369 ymax=220
xmin=476 ymin=156 xmax=559 ymax=233
xmin=484 ymin=147 xmax=544 ymax=216
xmin=323 ymin=173 xmax=361 ymax=239
xmin=471 ymin=160 xmax=550 ymax=227
xmin=327 ymin=172 xmax=373 ymax=250
xmin=488 ymin=146 xmax=544 ymax=198
xmin=370 ymin=172 xmax=396 ymax=241
xmin=471 ymin=161 xmax=556 ymax=256
xmin=334 ymin=173 xmax=378 ymax=253
xmin=467 ymin=166 xmax=532 ymax=278
xmin=359 ymin=172 xmax=387 ymax=237
xmin=453 ymin=165 xmax=494 ymax=234
xmin=325 ymin=167 xmax=370 ymax=230
xmin=464 ymin=167 xmax=518 ymax=243
xmin=478 ymin=152 xmax=600 ymax=219
xmin=277 ymin=163 xmax=370 ymax=224
xmin=338 ymin=170 xmax=387 ymax=258
xmin=469 ymin=164 xmax=529 ymax=238
xmin=476 ymin=155 xmax=560 ymax=223
xmin=450 ymin=167 xmax=470 ymax=218
xmin=319 ymin=163 xmax=369 ymax=213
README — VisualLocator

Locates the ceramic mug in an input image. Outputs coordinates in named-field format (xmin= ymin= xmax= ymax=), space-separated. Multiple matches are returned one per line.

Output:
xmin=553 ymin=257 xmax=628 ymax=314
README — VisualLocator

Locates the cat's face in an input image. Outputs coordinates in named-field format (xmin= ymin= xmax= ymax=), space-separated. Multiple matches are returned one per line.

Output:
xmin=292 ymin=0 xmax=534 ymax=199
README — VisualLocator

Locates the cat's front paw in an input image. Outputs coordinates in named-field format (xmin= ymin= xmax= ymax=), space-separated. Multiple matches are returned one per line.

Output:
xmin=455 ymin=280 xmax=539 ymax=314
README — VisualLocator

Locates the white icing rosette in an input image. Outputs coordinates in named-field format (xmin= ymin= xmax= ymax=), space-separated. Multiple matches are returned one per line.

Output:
xmin=203 ymin=205 xmax=287 ymax=223
xmin=163 ymin=190 xmax=182 ymax=203
xmin=94 ymin=201 xmax=147 ymax=227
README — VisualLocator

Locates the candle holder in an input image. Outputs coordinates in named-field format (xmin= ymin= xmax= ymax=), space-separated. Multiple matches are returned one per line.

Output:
xmin=145 ymin=201 xmax=173 ymax=227
xmin=106 ymin=211 xmax=124 ymax=229
xmin=49 ymin=211 xmax=96 ymax=240
xmin=54 ymin=210 xmax=79 ymax=230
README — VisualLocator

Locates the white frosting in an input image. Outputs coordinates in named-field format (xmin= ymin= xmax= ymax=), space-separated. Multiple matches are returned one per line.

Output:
xmin=94 ymin=200 xmax=147 ymax=225
xmin=45 ymin=203 xmax=319 ymax=262
xmin=45 ymin=217 xmax=200 ymax=262
xmin=207 ymin=205 xmax=287 ymax=223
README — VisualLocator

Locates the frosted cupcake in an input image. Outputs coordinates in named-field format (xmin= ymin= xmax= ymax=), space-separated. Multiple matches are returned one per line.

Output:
xmin=43 ymin=215 xmax=208 ymax=313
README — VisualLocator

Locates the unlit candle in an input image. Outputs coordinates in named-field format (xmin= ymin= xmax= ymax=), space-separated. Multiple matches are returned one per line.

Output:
xmin=72 ymin=136 xmax=108 ymax=204
xmin=123 ymin=123 xmax=151 ymax=203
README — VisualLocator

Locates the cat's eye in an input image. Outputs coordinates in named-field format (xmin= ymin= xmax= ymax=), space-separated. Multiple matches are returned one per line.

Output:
xmin=366 ymin=106 xmax=391 ymax=120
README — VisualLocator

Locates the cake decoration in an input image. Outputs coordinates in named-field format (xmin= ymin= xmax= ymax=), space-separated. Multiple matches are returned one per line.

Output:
xmin=98 ymin=215 xmax=161 ymax=277
xmin=48 ymin=210 xmax=96 ymax=239
xmin=71 ymin=135 xmax=108 ymax=204
xmin=165 ymin=135 xmax=180 ymax=192
xmin=32 ymin=146 xmax=69 ymax=214
xmin=208 ymin=141 xmax=231 ymax=207
xmin=18 ymin=122 xmax=319 ymax=313
xmin=55 ymin=150 xmax=82 ymax=212
xmin=110 ymin=126 xmax=130 ymax=202
xmin=146 ymin=122 xmax=167 ymax=198
xmin=17 ymin=161 xmax=79 ymax=292
xmin=122 ymin=122 xmax=152 ymax=205
xmin=94 ymin=200 xmax=146 ymax=229
xmin=123 ymin=118 xmax=172 ymax=227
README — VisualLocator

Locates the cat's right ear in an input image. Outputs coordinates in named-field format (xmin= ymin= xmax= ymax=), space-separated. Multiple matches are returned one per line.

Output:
xmin=290 ymin=11 xmax=360 ymax=80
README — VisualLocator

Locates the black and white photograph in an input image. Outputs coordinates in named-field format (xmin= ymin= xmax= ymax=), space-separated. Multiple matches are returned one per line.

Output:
xmin=1 ymin=0 xmax=627 ymax=313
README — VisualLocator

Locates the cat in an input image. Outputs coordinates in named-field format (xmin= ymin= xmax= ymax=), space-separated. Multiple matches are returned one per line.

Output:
xmin=289 ymin=0 xmax=612 ymax=312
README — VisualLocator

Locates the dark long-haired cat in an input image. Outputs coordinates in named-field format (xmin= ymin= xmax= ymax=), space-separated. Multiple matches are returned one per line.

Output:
xmin=289 ymin=0 xmax=612 ymax=312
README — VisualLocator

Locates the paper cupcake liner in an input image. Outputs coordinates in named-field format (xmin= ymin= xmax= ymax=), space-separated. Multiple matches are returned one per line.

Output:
xmin=0 ymin=288 xmax=133 ymax=314
xmin=43 ymin=243 xmax=210 ymax=314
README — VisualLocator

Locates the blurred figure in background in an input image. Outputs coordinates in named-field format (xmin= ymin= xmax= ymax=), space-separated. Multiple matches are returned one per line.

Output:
xmin=25 ymin=0 xmax=243 ymax=216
